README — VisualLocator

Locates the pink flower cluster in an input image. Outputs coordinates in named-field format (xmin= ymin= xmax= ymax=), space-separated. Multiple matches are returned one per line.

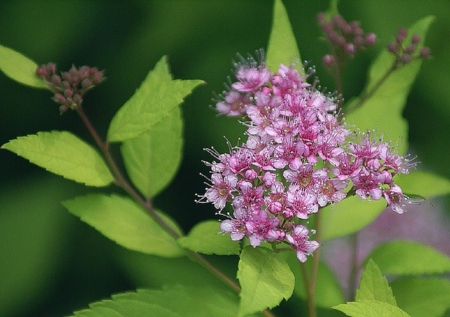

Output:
xmin=199 ymin=52 xmax=414 ymax=262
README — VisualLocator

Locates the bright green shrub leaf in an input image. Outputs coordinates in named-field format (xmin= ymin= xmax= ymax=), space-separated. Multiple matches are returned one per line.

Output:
xmin=390 ymin=277 xmax=450 ymax=317
xmin=356 ymin=259 xmax=396 ymax=306
xmin=72 ymin=285 xmax=241 ymax=317
xmin=345 ymin=16 xmax=435 ymax=155
xmin=177 ymin=220 xmax=240 ymax=255
xmin=0 ymin=44 xmax=47 ymax=89
xmin=266 ymin=0 xmax=303 ymax=76
xmin=2 ymin=131 xmax=113 ymax=187
xmin=237 ymin=246 xmax=294 ymax=316
xmin=62 ymin=194 xmax=185 ymax=257
xmin=333 ymin=300 xmax=410 ymax=317
xmin=321 ymin=195 xmax=386 ymax=241
xmin=107 ymin=56 xmax=204 ymax=142
xmin=121 ymin=106 xmax=182 ymax=198
xmin=395 ymin=170 xmax=450 ymax=198
xmin=284 ymin=252 xmax=345 ymax=308
xmin=366 ymin=240 xmax=450 ymax=275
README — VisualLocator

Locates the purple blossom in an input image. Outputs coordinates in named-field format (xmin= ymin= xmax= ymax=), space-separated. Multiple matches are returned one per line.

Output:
xmin=199 ymin=51 xmax=413 ymax=263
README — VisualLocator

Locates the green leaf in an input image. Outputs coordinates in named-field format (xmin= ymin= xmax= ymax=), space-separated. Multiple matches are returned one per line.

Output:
xmin=177 ymin=220 xmax=240 ymax=255
xmin=237 ymin=246 xmax=294 ymax=316
xmin=266 ymin=0 xmax=303 ymax=76
xmin=107 ymin=56 xmax=204 ymax=142
xmin=2 ymin=131 xmax=113 ymax=187
xmin=62 ymin=194 xmax=185 ymax=258
xmin=0 ymin=44 xmax=47 ymax=89
xmin=333 ymin=300 xmax=410 ymax=317
xmin=366 ymin=240 xmax=450 ymax=275
xmin=121 ymin=106 xmax=183 ymax=198
xmin=356 ymin=259 xmax=396 ymax=306
xmin=321 ymin=195 xmax=386 ymax=241
xmin=72 ymin=285 xmax=242 ymax=317
xmin=284 ymin=253 xmax=345 ymax=308
xmin=345 ymin=16 xmax=435 ymax=155
xmin=390 ymin=277 xmax=450 ymax=317
xmin=395 ymin=170 xmax=450 ymax=198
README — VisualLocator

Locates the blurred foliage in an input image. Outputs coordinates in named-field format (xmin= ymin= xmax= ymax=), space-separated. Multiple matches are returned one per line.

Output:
xmin=1 ymin=1 xmax=449 ymax=316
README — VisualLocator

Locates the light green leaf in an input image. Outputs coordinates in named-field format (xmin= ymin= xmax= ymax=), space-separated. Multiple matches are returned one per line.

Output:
xmin=321 ymin=195 xmax=386 ymax=241
xmin=72 ymin=285 xmax=241 ymax=317
xmin=356 ymin=259 xmax=396 ymax=306
xmin=107 ymin=56 xmax=204 ymax=142
xmin=266 ymin=0 xmax=303 ymax=76
xmin=333 ymin=300 xmax=410 ymax=317
xmin=0 ymin=44 xmax=47 ymax=89
xmin=390 ymin=277 xmax=450 ymax=317
xmin=395 ymin=170 xmax=450 ymax=198
xmin=237 ymin=246 xmax=294 ymax=317
xmin=121 ymin=106 xmax=182 ymax=198
xmin=177 ymin=220 xmax=240 ymax=255
xmin=284 ymin=252 xmax=345 ymax=308
xmin=366 ymin=240 xmax=450 ymax=275
xmin=2 ymin=131 xmax=113 ymax=187
xmin=345 ymin=16 xmax=435 ymax=155
xmin=62 ymin=194 xmax=185 ymax=258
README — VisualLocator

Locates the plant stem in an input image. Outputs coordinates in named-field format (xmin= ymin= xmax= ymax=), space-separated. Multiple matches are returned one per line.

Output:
xmin=348 ymin=232 xmax=359 ymax=300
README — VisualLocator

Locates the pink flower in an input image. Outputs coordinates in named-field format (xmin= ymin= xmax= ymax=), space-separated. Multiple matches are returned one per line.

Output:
xmin=204 ymin=173 xmax=238 ymax=211
xmin=232 ymin=66 xmax=270 ymax=92
xmin=286 ymin=225 xmax=320 ymax=263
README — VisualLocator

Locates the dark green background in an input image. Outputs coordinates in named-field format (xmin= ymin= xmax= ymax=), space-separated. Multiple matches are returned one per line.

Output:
xmin=1 ymin=1 xmax=449 ymax=316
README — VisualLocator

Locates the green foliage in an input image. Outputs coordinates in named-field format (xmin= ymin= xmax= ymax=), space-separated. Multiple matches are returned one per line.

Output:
xmin=178 ymin=220 xmax=240 ymax=255
xmin=266 ymin=0 xmax=302 ymax=75
xmin=333 ymin=300 xmax=410 ymax=317
xmin=390 ymin=277 xmax=450 ymax=317
xmin=107 ymin=56 xmax=204 ymax=143
xmin=0 ymin=44 xmax=47 ymax=89
xmin=121 ymin=105 xmax=183 ymax=198
xmin=345 ymin=16 xmax=435 ymax=155
xmin=237 ymin=246 xmax=295 ymax=317
xmin=355 ymin=259 xmax=396 ymax=306
xmin=395 ymin=170 xmax=450 ymax=198
xmin=366 ymin=240 xmax=450 ymax=275
xmin=2 ymin=131 xmax=114 ymax=187
xmin=71 ymin=285 xmax=241 ymax=317
xmin=62 ymin=194 xmax=185 ymax=258
xmin=334 ymin=260 xmax=408 ymax=316
xmin=321 ymin=195 xmax=386 ymax=241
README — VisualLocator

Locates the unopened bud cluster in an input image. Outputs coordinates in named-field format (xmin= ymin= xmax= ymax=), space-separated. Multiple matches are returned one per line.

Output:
xmin=36 ymin=63 xmax=104 ymax=114
xmin=387 ymin=28 xmax=430 ymax=66
xmin=198 ymin=51 xmax=415 ymax=263
xmin=317 ymin=12 xmax=376 ymax=67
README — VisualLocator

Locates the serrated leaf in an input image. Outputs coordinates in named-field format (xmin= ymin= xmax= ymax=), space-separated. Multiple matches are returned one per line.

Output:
xmin=356 ymin=259 xmax=396 ymax=306
xmin=366 ymin=240 xmax=450 ymax=275
xmin=345 ymin=16 xmax=435 ymax=155
xmin=71 ymin=285 xmax=241 ymax=317
xmin=390 ymin=277 xmax=450 ymax=317
xmin=284 ymin=252 xmax=345 ymax=308
xmin=321 ymin=195 xmax=386 ymax=241
xmin=177 ymin=220 xmax=240 ymax=255
xmin=107 ymin=56 xmax=203 ymax=142
xmin=121 ymin=105 xmax=182 ymax=198
xmin=266 ymin=0 xmax=303 ymax=76
xmin=2 ymin=131 xmax=113 ymax=187
xmin=333 ymin=300 xmax=410 ymax=317
xmin=395 ymin=170 xmax=450 ymax=198
xmin=62 ymin=194 xmax=185 ymax=257
xmin=0 ymin=44 xmax=47 ymax=89
xmin=237 ymin=246 xmax=294 ymax=317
